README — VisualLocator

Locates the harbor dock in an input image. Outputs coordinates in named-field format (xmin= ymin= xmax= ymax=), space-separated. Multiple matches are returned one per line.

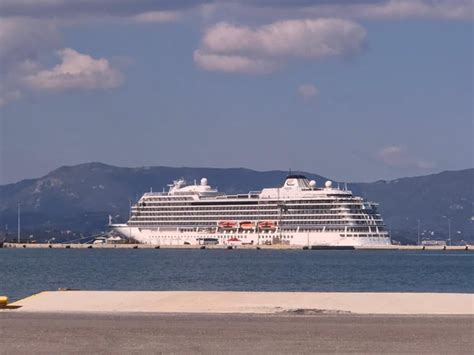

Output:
xmin=1 ymin=242 xmax=471 ymax=251
xmin=6 ymin=290 xmax=474 ymax=315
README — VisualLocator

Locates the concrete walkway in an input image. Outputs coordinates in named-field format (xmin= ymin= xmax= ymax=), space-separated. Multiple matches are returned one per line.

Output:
xmin=9 ymin=291 xmax=474 ymax=315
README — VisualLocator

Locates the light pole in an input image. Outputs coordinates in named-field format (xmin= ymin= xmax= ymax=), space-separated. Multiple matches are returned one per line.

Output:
xmin=17 ymin=203 xmax=20 ymax=243
xmin=448 ymin=219 xmax=451 ymax=246
xmin=417 ymin=219 xmax=421 ymax=245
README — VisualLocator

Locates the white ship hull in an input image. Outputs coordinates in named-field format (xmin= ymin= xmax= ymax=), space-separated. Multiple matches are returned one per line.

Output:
xmin=112 ymin=225 xmax=391 ymax=247
xmin=110 ymin=175 xmax=392 ymax=247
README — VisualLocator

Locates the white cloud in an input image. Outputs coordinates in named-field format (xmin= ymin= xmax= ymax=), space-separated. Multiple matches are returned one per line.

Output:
xmin=195 ymin=19 xmax=367 ymax=74
xmin=0 ymin=18 xmax=61 ymax=106
xmin=0 ymin=3 xmax=182 ymax=106
xmin=131 ymin=11 xmax=179 ymax=23
xmin=24 ymin=48 xmax=123 ymax=91
xmin=0 ymin=22 xmax=123 ymax=106
xmin=0 ymin=18 xmax=60 ymax=66
xmin=0 ymin=0 xmax=197 ymax=20
xmin=193 ymin=50 xmax=277 ymax=74
xmin=198 ymin=1 xmax=473 ymax=23
xmin=376 ymin=146 xmax=436 ymax=169
xmin=302 ymin=0 xmax=473 ymax=21
xmin=0 ymin=3 xmax=179 ymax=106
xmin=1 ymin=0 xmax=470 ymax=104
xmin=201 ymin=19 xmax=367 ymax=58
xmin=0 ymin=1 xmax=471 ymax=22
xmin=298 ymin=84 xmax=319 ymax=100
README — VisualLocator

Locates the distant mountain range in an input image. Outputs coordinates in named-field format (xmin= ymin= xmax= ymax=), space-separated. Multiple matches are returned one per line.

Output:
xmin=0 ymin=163 xmax=472 ymax=243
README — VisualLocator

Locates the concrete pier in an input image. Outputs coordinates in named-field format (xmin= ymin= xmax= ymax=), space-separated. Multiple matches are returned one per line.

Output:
xmin=1 ymin=291 xmax=473 ymax=354
xmin=1 ymin=242 xmax=472 ymax=251
xmin=7 ymin=291 xmax=474 ymax=315
xmin=1 ymin=313 xmax=472 ymax=354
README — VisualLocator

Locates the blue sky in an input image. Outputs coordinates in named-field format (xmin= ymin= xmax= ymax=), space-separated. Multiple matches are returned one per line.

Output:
xmin=0 ymin=0 xmax=472 ymax=184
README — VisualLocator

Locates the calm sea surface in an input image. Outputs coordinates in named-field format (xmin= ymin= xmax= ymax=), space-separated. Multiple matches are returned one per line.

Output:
xmin=0 ymin=249 xmax=472 ymax=301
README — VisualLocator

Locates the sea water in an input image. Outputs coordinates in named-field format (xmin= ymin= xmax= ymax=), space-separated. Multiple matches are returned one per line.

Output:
xmin=0 ymin=249 xmax=472 ymax=301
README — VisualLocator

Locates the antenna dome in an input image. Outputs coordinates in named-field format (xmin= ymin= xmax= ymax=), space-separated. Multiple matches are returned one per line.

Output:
xmin=200 ymin=178 xmax=208 ymax=186
xmin=309 ymin=180 xmax=316 ymax=187
xmin=325 ymin=180 xmax=332 ymax=188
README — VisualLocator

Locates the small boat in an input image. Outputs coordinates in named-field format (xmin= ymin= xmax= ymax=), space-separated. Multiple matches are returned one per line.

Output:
xmin=240 ymin=221 xmax=254 ymax=229
xmin=218 ymin=221 xmax=237 ymax=229
xmin=258 ymin=221 xmax=276 ymax=230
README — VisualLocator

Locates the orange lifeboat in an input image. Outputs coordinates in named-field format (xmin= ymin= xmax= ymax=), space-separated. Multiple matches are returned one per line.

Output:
xmin=240 ymin=221 xmax=255 ymax=230
xmin=218 ymin=221 xmax=237 ymax=229
xmin=258 ymin=221 xmax=276 ymax=230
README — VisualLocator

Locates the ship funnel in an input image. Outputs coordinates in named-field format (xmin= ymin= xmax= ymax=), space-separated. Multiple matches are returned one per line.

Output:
xmin=284 ymin=175 xmax=310 ymax=189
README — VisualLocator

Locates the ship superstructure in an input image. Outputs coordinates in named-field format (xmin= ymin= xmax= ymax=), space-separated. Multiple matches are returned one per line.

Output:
xmin=110 ymin=175 xmax=391 ymax=246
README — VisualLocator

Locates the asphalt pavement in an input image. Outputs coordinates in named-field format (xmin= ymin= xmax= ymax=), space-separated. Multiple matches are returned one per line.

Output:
xmin=0 ymin=312 xmax=472 ymax=354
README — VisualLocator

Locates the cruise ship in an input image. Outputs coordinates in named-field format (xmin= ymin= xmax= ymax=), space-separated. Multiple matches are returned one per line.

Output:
xmin=110 ymin=175 xmax=391 ymax=247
